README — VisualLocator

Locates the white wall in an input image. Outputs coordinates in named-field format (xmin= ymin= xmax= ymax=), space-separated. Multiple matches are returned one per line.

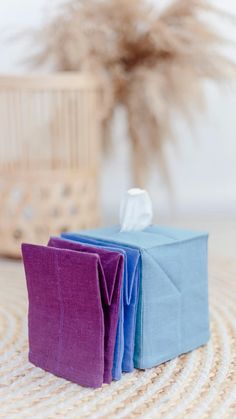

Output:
xmin=0 ymin=0 xmax=236 ymax=218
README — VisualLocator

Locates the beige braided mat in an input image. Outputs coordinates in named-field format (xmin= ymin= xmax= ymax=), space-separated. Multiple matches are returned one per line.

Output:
xmin=0 ymin=255 xmax=235 ymax=419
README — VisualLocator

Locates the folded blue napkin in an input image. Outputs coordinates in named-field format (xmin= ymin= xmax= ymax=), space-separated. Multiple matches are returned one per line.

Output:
xmin=62 ymin=232 xmax=140 ymax=380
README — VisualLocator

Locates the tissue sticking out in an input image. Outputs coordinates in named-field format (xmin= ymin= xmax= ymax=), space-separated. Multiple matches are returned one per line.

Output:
xmin=120 ymin=188 xmax=153 ymax=232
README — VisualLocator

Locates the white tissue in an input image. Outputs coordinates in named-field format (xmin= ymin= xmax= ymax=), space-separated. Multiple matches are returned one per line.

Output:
xmin=120 ymin=188 xmax=153 ymax=232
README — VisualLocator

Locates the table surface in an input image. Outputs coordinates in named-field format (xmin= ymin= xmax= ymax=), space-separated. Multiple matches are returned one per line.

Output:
xmin=0 ymin=217 xmax=235 ymax=418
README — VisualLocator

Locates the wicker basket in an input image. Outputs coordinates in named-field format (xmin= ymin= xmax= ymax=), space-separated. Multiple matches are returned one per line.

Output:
xmin=0 ymin=73 xmax=102 ymax=257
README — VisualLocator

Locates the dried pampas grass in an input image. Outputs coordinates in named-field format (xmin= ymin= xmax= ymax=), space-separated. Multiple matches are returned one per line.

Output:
xmin=30 ymin=0 xmax=235 ymax=186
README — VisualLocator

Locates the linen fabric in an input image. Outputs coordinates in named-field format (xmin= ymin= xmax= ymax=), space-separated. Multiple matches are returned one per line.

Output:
xmin=48 ymin=237 xmax=124 ymax=384
xmin=64 ymin=225 xmax=210 ymax=369
xmin=56 ymin=237 xmax=127 ymax=380
xmin=62 ymin=233 xmax=141 ymax=379
xmin=22 ymin=242 xmax=124 ymax=388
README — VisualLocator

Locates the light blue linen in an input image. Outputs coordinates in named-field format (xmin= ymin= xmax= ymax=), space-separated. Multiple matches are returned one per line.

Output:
xmin=64 ymin=225 xmax=210 ymax=369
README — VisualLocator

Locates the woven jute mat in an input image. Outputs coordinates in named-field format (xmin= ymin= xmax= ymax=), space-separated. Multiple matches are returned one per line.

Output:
xmin=0 ymin=257 xmax=235 ymax=419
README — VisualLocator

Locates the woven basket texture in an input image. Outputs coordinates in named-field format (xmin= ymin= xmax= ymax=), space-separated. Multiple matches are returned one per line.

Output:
xmin=0 ymin=74 xmax=101 ymax=257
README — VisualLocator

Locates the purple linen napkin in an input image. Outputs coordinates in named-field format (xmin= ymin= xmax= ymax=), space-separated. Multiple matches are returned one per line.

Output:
xmin=22 ymin=242 xmax=124 ymax=388
xmin=48 ymin=237 xmax=124 ymax=384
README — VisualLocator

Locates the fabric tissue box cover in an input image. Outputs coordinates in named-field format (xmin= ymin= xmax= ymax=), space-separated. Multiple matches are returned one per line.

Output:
xmin=63 ymin=225 xmax=210 ymax=370
xmin=22 ymin=222 xmax=210 ymax=388
xmin=22 ymin=240 xmax=124 ymax=388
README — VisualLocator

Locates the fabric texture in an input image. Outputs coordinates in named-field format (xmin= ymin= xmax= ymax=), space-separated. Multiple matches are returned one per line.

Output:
xmin=48 ymin=237 xmax=124 ymax=384
xmin=57 ymin=238 xmax=126 ymax=381
xmin=22 ymin=242 xmax=124 ymax=387
xmin=62 ymin=233 xmax=140 ymax=380
xmin=64 ymin=225 xmax=210 ymax=369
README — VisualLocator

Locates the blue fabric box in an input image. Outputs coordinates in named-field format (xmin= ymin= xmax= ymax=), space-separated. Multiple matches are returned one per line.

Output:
xmin=63 ymin=225 xmax=210 ymax=369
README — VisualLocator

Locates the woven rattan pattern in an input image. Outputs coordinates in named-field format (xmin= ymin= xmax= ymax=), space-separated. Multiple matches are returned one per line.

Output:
xmin=0 ymin=171 xmax=99 ymax=258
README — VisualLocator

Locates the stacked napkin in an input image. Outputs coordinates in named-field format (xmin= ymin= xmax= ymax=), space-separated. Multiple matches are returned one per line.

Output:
xmin=22 ymin=190 xmax=210 ymax=388
xmin=22 ymin=240 xmax=124 ymax=388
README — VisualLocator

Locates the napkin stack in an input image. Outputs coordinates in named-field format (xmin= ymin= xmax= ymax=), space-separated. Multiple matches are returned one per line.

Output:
xmin=22 ymin=190 xmax=210 ymax=388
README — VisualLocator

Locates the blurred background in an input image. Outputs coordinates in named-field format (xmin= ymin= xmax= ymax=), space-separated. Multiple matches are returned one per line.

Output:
xmin=0 ymin=0 xmax=235 ymax=258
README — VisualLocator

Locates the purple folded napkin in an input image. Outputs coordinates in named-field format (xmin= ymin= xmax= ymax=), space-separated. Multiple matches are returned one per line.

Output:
xmin=22 ymin=242 xmax=124 ymax=388
xmin=48 ymin=237 xmax=124 ymax=384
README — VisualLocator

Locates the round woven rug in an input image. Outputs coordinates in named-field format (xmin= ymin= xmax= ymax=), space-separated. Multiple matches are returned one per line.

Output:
xmin=0 ymin=257 xmax=235 ymax=419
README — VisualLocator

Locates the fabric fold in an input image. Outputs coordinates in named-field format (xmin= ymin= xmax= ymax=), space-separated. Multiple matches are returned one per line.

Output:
xmin=22 ymin=243 xmax=105 ymax=388
xmin=48 ymin=237 xmax=124 ymax=384
xmin=62 ymin=232 xmax=141 ymax=377
xmin=48 ymin=237 xmax=122 ymax=307
xmin=22 ymin=240 xmax=124 ymax=387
